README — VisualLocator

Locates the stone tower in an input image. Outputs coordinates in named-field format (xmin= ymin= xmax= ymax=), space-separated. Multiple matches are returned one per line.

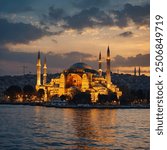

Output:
xmin=59 ymin=73 xmax=66 ymax=96
xmin=43 ymin=56 xmax=47 ymax=85
xmin=98 ymin=51 xmax=102 ymax=76
xmin=106 ymin=46 xmax=111 ymax=88
xmin=36 ymin=51 xmax=41 ymax=86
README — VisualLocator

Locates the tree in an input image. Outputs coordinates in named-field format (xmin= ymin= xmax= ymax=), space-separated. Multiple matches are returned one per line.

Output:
xmin=108 ymin=91 xmax=118 ymax=103
xmin=120 ymin=95 xmax=128 ymax=105
xmin=146 ymin=90 xmax=150 ymax=104
xmin=71 ymin=92 xmax=91 ymax=104
xmin=37 ymin=89 xmax=45 ymax=100
xmin=119 ymin=85 xmax=131 ymax=101
xmin=98 ymin=94 xmax=107 ymax=104
xmin=130 ymin=89 xmax=136 ymax=100
xmin=4 ymin=85 xmax=22 ymax=102
xmin=23 ymin=85 xmax=35 ymax=100
xmin=60 ymin=95 xmax=67 ymax=100
xmin=136 ymin=89 xmax=144 ymax=100
xmin=98 ymin=92 xmax=118 ymax=105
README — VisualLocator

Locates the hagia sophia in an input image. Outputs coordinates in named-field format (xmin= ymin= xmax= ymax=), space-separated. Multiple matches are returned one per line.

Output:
xmin=35 ymin=46 xmax=122 ymax=103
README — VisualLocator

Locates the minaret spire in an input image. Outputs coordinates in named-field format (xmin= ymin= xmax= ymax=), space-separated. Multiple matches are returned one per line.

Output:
xmin=106 ymin=46 xmax=111 ymax=88
xmin=134 ymin=67 xmax=136 ymax=76
xmin=98 ymin=51 xmax=102 ymax=76
xmin=138 ymin=66 xmax=141 ymax=76
xmin=36 ymin=51 xmax=41 ymax=86
xmin=43 ymin=56 xmax=47 ymax=85
xmin=107 ymin=45 xmax=110 ymax=58
xmin=38 ymin=51 xmax=40 ymax=59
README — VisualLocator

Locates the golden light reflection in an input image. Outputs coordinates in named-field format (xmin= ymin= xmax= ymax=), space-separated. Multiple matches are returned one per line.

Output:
xmin=62 ymin=109 xmax=117 ymax=149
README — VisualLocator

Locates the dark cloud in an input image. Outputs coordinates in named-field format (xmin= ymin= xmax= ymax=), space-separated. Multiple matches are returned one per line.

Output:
xmin=72 ymin=0 xmax=110 ymax=9
xmin=119 ymin=31 xmax=133 ymax=37
xmin=0 ymin=46 xmax=36 ymax=63
xmin=0 ymin=47 xmax=149 ymax=75
xmin=0 ymin=18 xmax=51 ymax=45
xmin=112 ymin=53 xmax=150 ymax=67
xmin=124 ymin=3 xmax=149 ymax=25
xmin=45 ymin=51 xmax=96 ymax=69
xmin=0 ymin=47 xmax=96 ymax=74
xmin=45 ymin=3 xmax=149 ymax=31
xmin=64 ymin=7 xmax=113 ymax=30
xmin=48 ymin=7 xmax=65 ymax=21
xmin=0 ymin=0 xmax=34 ymax=13
xmin=112 ymin=3 xmax=150 ymax=27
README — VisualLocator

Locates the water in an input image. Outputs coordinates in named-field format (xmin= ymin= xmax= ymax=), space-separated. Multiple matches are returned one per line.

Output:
xmin=0 ymin=105 xmax=149 ymax=150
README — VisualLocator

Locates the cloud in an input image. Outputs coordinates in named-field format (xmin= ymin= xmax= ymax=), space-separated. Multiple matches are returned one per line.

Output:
xmin=119 ymin=31 xmax=133 ymax=37
xmin=0 ymin=18 xmax=52 ymax=45
xmin=48 ymin=7 xmax=65 ymax=21
xmin=45 ymin=51 xmax=96 ymax=69
xmin=0 ymin=46 xmax=36 ymax=63
xmin=0 ymin=0 xmax=34 ymax=13
xmin=72 ymin=0 xmax=111 ymax=9
xmin=44 ymin=3 xmax=149 ymax=31
xmin=0 ymin=47 xmax=96 ymax=74
xmin=112 ymin=3 xmax=150 ymax=27
xmin=0 ymin=47 xmax=149 ymax=75
xmin=64 ymin=7 xmax=113 ymax=30
xmin=112 ymin=53 xmax=150 ymax=67
xmin=124 ymin=3 xmax=149 ymax=25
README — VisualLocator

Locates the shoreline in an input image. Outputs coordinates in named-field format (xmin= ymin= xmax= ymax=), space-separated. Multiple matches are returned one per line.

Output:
xmin=0 ymin=102 xmax=150 ymax=109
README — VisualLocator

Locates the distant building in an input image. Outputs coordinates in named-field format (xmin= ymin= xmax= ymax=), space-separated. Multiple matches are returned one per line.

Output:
xmin=36 ymin=46 xmax=122 ymax=102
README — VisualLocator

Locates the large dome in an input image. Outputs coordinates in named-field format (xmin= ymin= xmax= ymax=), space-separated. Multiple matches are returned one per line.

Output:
xmin=67 ymin=62 xmax=98 ymax=74
xmin=69 ymin=62 xmax=92 ymax=70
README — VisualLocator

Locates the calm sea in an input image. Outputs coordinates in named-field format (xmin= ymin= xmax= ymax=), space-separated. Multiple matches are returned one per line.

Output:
xmin=0 ymin=105 xmax=149 ymax=150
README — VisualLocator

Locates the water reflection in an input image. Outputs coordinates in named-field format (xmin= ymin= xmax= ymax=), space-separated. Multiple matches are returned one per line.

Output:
xmin=62 ymin=109 xmax=117 ymax=149
xmin=0 ymin=106 xmax=149 ymax=149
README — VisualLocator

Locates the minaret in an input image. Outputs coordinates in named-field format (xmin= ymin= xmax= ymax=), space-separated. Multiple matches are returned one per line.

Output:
xmin=134 ymin=67 xmax=136 ymax=76
xmin=36 ymin=51 xmax=41 ymax=86
xmin=98 ymin=51 xmax=102 ymax=76
xmin=106 ymin=46 xmax=111 ymax=88
xmin=138 ymin=66 xmax=141 ymax=76
xmin=43 ymin=56 xmax=47 ymax=85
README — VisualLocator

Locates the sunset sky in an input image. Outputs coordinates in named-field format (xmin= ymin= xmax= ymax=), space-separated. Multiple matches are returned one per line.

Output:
xmin=0 ymin=0 xmax=150 ymax=75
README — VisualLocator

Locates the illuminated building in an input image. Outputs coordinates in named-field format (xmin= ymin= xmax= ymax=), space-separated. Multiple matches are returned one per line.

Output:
xmin=36 ymin=46 xmax=122 ymax=102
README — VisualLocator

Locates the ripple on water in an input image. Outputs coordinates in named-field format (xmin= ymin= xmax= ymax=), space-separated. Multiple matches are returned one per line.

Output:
xmin=0 ymin=105 xmax=149 ymax=149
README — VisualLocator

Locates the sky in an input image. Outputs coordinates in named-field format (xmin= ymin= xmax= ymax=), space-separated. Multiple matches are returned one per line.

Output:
xmin=0 ymin=0 xmax=150 ymax=76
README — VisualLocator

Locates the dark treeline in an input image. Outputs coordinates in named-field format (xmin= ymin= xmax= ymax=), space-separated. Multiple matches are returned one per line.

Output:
xmin=2 ymin=84 xmax=150 ymax=105
xmin=119 ymin=85 xmax=150 ymax=105
xmin=3 ymin=84 xmax=41 ymax=102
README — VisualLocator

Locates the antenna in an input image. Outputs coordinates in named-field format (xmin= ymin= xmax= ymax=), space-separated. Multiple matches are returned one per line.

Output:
xmin=22 ymin=65 xmax=28 ymax=75
xmin=79 ymin=57 xmax=82 ymax=62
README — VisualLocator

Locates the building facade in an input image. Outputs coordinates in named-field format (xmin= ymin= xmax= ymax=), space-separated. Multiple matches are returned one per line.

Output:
xmin=36 ymin=47 xmax=122 ymax=102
